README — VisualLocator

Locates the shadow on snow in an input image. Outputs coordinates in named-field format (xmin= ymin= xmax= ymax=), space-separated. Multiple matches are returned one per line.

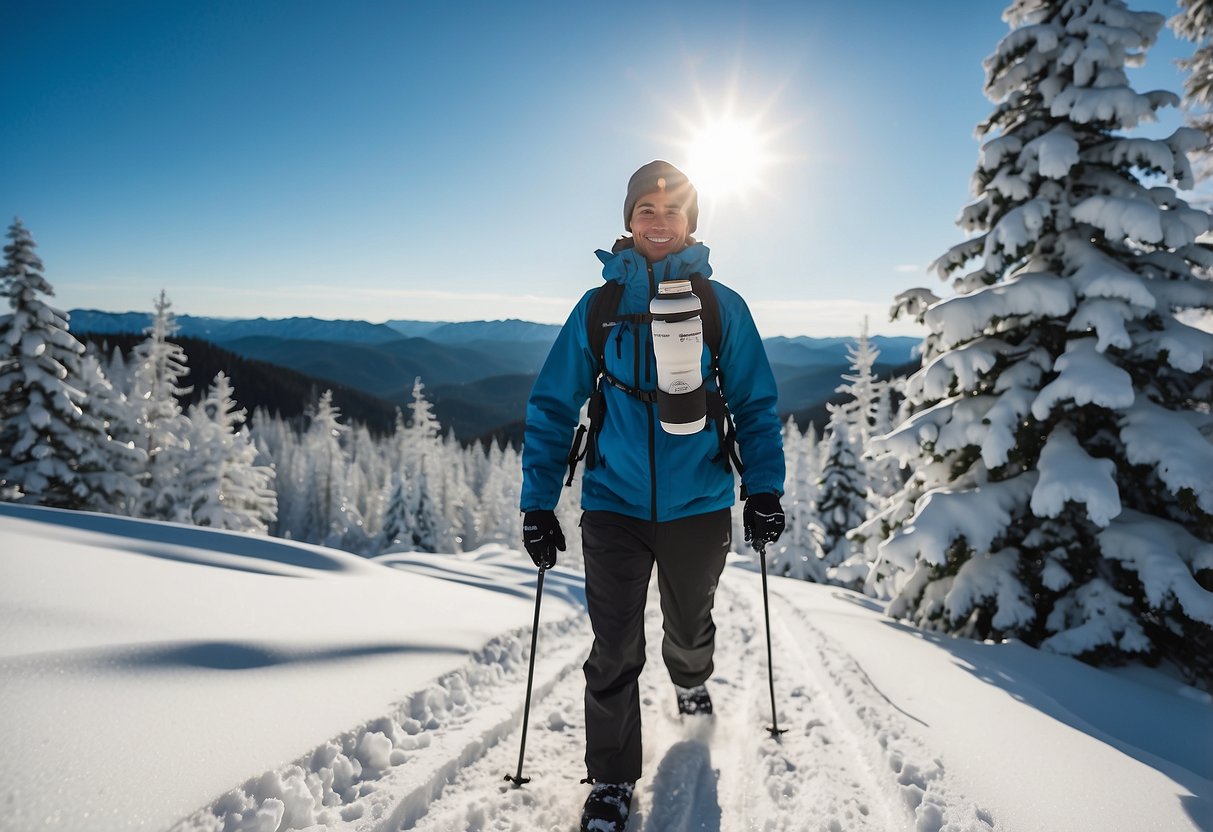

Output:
xmin=642 ymin=740 xmax=721 ymax=832
xmin=5 ymin=639 xmax=465 ymax=673
xmin=379 ymin=554 xmax=588 ymax=610
xmin=879 ymin=618 xmax=1213 ymax=829
xmin=0 ymin=502 xmax=357 ymax=574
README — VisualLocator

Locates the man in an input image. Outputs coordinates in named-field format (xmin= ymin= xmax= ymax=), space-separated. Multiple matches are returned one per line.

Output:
xmin=521 ymin=160 xmax=785 ymax=832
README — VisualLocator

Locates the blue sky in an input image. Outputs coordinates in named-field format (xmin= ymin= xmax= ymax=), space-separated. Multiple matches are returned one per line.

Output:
xmin=1 ymin=0 xmax=1195 ymax=336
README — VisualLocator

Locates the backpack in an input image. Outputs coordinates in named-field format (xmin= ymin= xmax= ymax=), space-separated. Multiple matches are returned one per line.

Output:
xmin=564 ymin=273 xmax=746 ymax=491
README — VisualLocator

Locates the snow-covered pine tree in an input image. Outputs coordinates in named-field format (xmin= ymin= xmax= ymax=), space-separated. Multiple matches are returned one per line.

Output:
xmin=815 ymin=404 xmax=870 ymax=573
xmin=461 ymin=438 xmax=493 ymax=548
xmin=348 ymin=423 xmax=388 ymax=546
xmin=247 ymin=408 xmax=298 ymax=537
xmin=874 ymin=0 xmax=1213 ymax=685
xmin=378 ymin=469 xmax=413 ymax=551
xmin=465 ymin=437 xmax=493 ymax=497
xmin=835 ymin=319 xmax=893 ymax=530
xmin=867 ymin=382 xmax=904 ymax=498
xmin=475 ymin=440 xmax=523 ymax=547
xmin=835 ymin=370 xmax=921 ymax=596
xmin=402 ymin=377 xmax=441 ymax=459
xmin=835 ymin=319 xmax=885 ymax=450
xmin=383 ymin=407 xmax=408 ymax=475
xmin=77 ymin=350 xmax=145 ymax=514
xmin=831 ymin=344 xmax=909 ymax=592
xmin=306 ymin=390 xmax=362 ymax=547
xmin=179 ymin=372 xmax=277 ymax=533
xmin=399 ymin=377 xmax=452 ymax=552
xmin=410 ymin=454 xmax=449 ymax=553
xmin=368 ymin=408 xmax=414 ymax=554
xmin=442 ymin=429 xmax=477 ymax=550
xmin=770 ymin=417 xmax=827 ymax=581
xmin=106 ymin=344 xmax=133 ymax=397
xmin=128 ymin=290 xmax=192 ymax=520
xmin=0 ymin=219 xmax=125 ymax=509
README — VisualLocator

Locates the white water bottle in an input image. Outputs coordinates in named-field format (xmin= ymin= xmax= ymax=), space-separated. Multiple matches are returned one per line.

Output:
xmin=650 ymin=279 xmax=707 ymax=435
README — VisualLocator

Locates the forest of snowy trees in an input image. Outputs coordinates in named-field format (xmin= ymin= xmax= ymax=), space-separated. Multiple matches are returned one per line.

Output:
xmin=2 ymin=0 xmax=1211 ymax=689
xmin=0 ymin=228 xmax=532 ymax=556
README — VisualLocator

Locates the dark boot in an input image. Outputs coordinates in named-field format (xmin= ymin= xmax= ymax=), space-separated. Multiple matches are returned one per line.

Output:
xmin=580 ymin=781 xmax=635 ymax=832
xmin=675 ymin=684 xmax=713 ymax=716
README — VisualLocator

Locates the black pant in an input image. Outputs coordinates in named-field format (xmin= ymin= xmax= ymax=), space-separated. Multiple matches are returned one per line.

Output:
xmin=581 ymin=508 xmax=731 ymax=783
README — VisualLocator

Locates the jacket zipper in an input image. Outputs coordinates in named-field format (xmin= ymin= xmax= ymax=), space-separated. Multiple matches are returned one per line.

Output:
xmin=646 ymin=260 xmax=658 ymax=522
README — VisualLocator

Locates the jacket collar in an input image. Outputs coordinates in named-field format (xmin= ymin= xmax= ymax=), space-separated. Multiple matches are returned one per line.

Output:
xmin=595 ymin=240 xmax=713 ymax=284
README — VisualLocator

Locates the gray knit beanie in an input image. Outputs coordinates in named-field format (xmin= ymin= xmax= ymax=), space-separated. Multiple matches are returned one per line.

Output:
xmin=624 ymin=160 xmax=699 ymax=234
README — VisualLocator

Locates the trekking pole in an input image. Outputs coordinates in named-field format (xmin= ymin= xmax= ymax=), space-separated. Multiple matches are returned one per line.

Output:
xmin=505 ymin=563 xmax=548 ymax=787
xmin=756 ymin=540 xmax=786 ymax=738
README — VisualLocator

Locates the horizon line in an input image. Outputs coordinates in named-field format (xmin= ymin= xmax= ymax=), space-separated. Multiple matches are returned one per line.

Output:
xmin=65 ymin=307 xmax=925 ymax=340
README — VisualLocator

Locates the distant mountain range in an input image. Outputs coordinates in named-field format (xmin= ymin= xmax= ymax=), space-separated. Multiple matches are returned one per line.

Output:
xmin=67 ymin=311 xmax=564 ymax=346
xmin=70 ymin=310 xmax=922 ymax=443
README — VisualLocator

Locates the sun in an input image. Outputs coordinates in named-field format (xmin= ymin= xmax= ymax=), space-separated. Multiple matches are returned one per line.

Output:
xmin=684 ymin=115 xmax=774 ymax=201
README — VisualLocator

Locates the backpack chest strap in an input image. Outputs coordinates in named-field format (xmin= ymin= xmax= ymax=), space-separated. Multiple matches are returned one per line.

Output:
xmin=601 ymin=369 xmax=657 ymax=403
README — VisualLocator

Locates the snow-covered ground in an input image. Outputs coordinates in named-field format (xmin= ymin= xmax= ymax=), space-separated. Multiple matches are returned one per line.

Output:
xmin=1 ymin=503 xmax=1210 ymax=832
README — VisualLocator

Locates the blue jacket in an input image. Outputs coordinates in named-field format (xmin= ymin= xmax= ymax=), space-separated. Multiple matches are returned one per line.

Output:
xmin=521 ymin=242 xmax=784 ymax=521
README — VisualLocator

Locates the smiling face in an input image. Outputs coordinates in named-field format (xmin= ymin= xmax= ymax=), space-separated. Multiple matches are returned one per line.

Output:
xmin=628 ymin=190 xmax=691 ymax=263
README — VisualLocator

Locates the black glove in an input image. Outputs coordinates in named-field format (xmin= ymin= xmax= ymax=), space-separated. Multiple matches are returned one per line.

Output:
xmin=744 ymin=492 xmax=785 ymax=549
xmin=522 ymin=510 xmax=565 ymax=569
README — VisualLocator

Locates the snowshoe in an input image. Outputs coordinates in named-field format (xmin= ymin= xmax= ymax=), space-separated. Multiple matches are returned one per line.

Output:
xmin=675 ymin=684 xmax=713 ymax=716
xmin=580 ymin=780 xmax=634 ymax=832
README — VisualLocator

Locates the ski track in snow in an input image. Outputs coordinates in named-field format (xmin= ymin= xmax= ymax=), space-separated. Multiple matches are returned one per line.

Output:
xmin=767 ymin=592 xmax=997 ymax=832
xmin=171 ymin=571 xmax=998 ymax=832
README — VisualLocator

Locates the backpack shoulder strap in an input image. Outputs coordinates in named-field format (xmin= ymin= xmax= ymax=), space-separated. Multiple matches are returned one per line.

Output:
xmin=690 ymin=273 xmax=722 ymax=358
xmin=689 ymin=273 xmax=747 ymax=484
xmin=566 ymin=279 xmax=627 ymax=487
xmin=586 ymin=279 xmax=626 ymax=363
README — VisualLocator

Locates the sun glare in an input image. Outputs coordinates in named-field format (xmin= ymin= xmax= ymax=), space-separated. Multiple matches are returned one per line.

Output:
xmin=685 ymin=116 xmax=774 ymax=201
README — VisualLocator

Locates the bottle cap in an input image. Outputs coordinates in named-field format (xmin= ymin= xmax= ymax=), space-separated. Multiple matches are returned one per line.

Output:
xmin=657 ymin=279 xmax=693 ymax=295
